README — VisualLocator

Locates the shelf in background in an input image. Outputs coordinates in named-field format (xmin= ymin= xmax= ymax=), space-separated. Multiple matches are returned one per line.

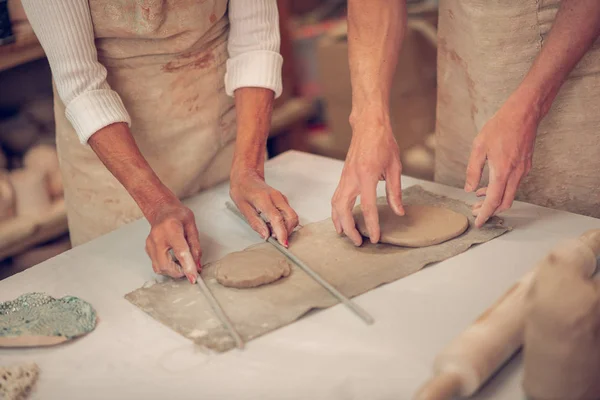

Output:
xmin=0 ymin=23 xmax=45 ymax=73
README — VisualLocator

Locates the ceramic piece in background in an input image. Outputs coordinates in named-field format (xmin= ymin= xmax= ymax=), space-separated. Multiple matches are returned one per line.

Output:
xmin=0 ymin=292 xmax=97 ymax=347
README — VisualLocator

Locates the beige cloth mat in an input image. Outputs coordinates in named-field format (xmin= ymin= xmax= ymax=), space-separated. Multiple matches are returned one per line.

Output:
xmin=125 ymin=186 xmax=510 ymax=352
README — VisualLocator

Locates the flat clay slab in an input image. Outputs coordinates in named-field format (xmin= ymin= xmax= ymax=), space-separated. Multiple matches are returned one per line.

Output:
xmin=125 ymin=186 xmax=510 ymax=352
xmin=353 ymin=204 xmax=470 ymax=247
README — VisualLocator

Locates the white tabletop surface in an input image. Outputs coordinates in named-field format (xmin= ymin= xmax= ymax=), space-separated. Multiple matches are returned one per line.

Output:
xmin=2 ymin=151 xmax=599 ymax=400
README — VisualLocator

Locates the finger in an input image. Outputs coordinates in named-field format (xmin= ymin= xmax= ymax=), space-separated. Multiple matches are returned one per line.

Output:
xmin=256 ymin=198 xmax=289 ymax=247
xmin=271 ymin=191 xmax=299 ymax=234
xmin=155 ymin=240 xmax=185 ymax=279
xmin=360 ymin=177 xmax=381 ymax=244
xmin=471 ymin=200 xmax=484 ymax=216
xmin=183 ymin=218 xmax=203 ymax=273
xmin=331 ymin=189 xmax=343 ymax=234
xmin=385 ymin=160 xmax=405 ymax=216
xmin=167 ymin=223 xmax=198 ymax=283
xmin=340 ymin=202 xmax=363 ymax=246
xmin=476 ymin=187 xmax=487 ymax=197
xmin=333 ymin=190 xmax=362 ymax=245
xmin=145 ymin=237 xmax=160 ymax=274
xmin=331 ymin=202 xmax=343 ymax=234
xmin=237 ymin=201 xmax=270 ymax=239
xmin=475 ymin=166 xmax=508 ymax=228
xmin=465 ymin=138 xmax=486 ymax=192
xmin=496 ymin=168 xmax=523 ymax=214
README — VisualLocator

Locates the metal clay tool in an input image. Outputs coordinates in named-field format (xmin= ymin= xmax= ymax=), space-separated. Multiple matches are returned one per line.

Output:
xmin=169 ymin=249 xmax=244 ymax=349
xmin=225 ymin=201 xmax=374 ymax=325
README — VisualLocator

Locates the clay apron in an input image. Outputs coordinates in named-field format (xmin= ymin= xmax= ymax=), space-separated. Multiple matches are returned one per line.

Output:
xmin=53 ymin=0 xmax=236 ymax=246
xmin=435 ymin=0 xmax=600 ymax=217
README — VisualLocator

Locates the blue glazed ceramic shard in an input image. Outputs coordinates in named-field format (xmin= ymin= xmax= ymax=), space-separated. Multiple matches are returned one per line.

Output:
xmin=0 ymin=293 xmax=96 ymax=347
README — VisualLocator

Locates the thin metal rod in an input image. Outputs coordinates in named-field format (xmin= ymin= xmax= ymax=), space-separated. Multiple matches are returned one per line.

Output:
xmin=195 ymin=277 xmax=245 ymax=349
xmin=169 ymin=249 xmax=244 ymax=349
xmin=225 ymin=202 xmax=374 ymax=325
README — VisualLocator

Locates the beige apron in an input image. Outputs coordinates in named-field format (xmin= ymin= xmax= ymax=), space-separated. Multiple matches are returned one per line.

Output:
xmin=53 ymin=0 xmax=236 ymax=245
xmin=435 ymin=0 xmax=600 ymax=217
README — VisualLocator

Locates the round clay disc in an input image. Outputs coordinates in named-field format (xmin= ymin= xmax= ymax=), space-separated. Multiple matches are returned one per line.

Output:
xmin=215 ymin=249 xmax=291 ymax=289
xmin=353 ymin=204 xmax=469 ymax=247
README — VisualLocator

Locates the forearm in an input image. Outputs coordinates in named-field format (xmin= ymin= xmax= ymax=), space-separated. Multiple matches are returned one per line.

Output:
xmin=348 ymin=0 xmax=407 ymax=124
xmin=516 ymin=0 xmax=600 ymax=120
xmin=88 ymin=123 xmax=176 ymax=222
xmin=226 ymin=0 xmax=281 ymax=176
xmin=231 ymin=88 xmax=274 ymax=176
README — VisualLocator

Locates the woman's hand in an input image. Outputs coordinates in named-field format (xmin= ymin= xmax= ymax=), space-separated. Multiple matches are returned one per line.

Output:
xmin=88 ymin=123 xmax=202 ymax=284
xmin=230 ymin=167 xmax=299 ymax=247
xmin=465 ymin=94 xmax=538 ymax=227
xmin=144 ymin=196 xmax=202 ymax=284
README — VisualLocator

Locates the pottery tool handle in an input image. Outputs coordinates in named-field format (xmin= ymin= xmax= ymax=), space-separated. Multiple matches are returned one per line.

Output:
xmin=225 ymin=201 xmax=375 ymax=325
xmin=169 ymin=249 xmax=244 ymax=349
xmin=414 ymin=231 xmax=600 ymax=400
xmin=414 ymin=269 xmax=534 ymax=400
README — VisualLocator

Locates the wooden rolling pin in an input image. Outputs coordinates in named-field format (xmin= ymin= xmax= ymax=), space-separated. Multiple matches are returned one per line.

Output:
xmin=414 ymin=230 xmax=600 ymax=400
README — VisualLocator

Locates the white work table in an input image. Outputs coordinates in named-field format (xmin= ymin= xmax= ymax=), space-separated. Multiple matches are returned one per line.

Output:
xmin=2 ymin=151 xmax=599 ymax=400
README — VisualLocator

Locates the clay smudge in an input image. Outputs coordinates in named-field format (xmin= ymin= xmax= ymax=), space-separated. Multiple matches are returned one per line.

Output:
xmin=161 ymin=52 xmax=215 ymax=73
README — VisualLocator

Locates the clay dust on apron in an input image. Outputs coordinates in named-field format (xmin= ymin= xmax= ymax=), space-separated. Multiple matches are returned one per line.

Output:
xmin=54 ymin=0 xmax=236 ymax=245
xmin=435 ymin=0 xmax=600 ymax=217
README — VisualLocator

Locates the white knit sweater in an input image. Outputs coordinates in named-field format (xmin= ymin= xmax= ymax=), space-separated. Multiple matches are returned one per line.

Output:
xmin=20 ymin=0 xmax=283 ymax=144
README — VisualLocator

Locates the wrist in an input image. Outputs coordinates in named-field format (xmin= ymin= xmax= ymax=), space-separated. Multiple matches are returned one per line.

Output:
xmin=129 ymin=175 xmax=179 ymax=223
xmin=349 ymin=105 xmax=392 ymax=137
xmin=231 ymin=142 xmax=266 ymax=179
xmin=230 ymin=160 xmax=264 ymax=182
xmin=514 ymin=72 xmax=563 ymax=123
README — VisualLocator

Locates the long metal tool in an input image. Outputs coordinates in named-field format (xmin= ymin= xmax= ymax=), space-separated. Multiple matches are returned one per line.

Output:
xmin=225 ymin=202 xmax=375 ymax=325
xmin=169 ymin=250 xmax=244 ymax=349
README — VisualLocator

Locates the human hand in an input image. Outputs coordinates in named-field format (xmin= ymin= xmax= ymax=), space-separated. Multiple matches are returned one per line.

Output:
xmin=465 ymin=95 xmax=538 ymax=227
xmin=230 ymin=167 xmax=299 ymax=247
xmin=144 ymin=198 xmax=202 ymax=284
xmin=331 ymin=113 xmax=404 ymax=246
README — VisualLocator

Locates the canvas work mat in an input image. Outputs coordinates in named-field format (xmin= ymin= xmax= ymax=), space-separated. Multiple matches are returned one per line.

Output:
xmin=125 ymin=186 xmax=510 ymax=352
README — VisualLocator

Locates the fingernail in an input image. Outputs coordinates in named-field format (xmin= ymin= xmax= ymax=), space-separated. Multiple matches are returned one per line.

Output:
xmin=464 ymin=184 xmax=472 ymax=192
xmin=187 ymin=275 xmax=196 ymax=284
xmin=284 ymin=240 xmax=289 ymax=247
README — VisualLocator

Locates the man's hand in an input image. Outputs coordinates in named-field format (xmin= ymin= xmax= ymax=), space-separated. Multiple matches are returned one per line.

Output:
xmin=230 ymin=167 xmax=298 ymax=246
xmin=331 ymin=114 xmax=404 ymax=246
xmin=145 ymin=197 xmax=202 ymax=284
xmin=465 ymin=95 xmax=538 ymax=227
xmin=339 ymin=0 xmax=407 ymax=245
xmin=466 ymin=0 xmax=600 ymax=227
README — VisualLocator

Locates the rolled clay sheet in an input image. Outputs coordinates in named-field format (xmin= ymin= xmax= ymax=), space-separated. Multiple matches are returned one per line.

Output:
xmin=126 ymin=186 xmax=510 ymax=352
